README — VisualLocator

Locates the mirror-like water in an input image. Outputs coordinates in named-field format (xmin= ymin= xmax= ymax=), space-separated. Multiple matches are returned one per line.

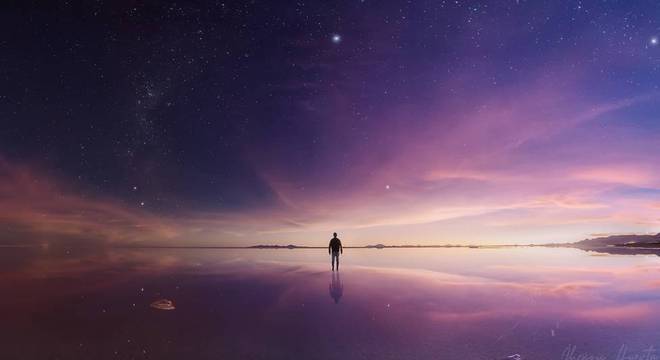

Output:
xmin=2 ymin=247 xmax=660 ymax=359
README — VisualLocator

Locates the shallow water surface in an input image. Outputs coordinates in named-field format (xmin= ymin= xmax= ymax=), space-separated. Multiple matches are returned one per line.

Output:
xmin=2 ymin=247 xmax=660 ymax=359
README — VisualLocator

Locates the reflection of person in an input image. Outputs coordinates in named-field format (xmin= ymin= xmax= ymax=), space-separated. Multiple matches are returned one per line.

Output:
xmin=329 ymin=271 xmax=343 ymax=304
xmin=328 ymin=232 xmax=343 ymax=271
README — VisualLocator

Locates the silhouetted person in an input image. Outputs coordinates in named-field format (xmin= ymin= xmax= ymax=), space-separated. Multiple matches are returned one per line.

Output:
xmin=329 ymin=271 xmax=343 ymax=304
xmin=328 ymin=232 xmax=343 ymax=271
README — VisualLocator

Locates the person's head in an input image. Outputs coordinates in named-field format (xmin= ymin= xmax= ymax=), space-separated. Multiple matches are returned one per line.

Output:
xmin=333 ymin=232 xmax=337 ymax=238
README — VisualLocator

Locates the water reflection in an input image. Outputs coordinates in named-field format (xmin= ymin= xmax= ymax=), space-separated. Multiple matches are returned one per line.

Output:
xmin=2 ymin=247 xmax=660 ymax=359
xmin=329 ymin=271 xmax=343 ymax=304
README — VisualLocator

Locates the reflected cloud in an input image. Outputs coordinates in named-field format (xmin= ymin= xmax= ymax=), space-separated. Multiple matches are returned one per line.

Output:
xmin=3 ymin=247 xmax=660 ymax=359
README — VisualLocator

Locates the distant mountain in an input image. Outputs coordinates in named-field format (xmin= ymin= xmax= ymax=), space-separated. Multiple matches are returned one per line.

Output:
xmin=250 ymin=244 xmax=309 ymax=249
xmin=366 ymin=244 xmax=386 ymax=249
xmin=574 ymin=233 xmax=660 ymax=249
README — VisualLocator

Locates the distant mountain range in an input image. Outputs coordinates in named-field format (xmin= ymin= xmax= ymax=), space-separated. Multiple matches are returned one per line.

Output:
xmin=250 ymin=244 xmax=311 ymax=249
xmin=573 ymin=233 xmax=660 ymax=249
xmin=251 ymin=243 xmax=505 ymax=249
xmin=248 ymin=234 xmax=660 ymax=255
xmin=122 ymin=234 xmax=660 ymax=254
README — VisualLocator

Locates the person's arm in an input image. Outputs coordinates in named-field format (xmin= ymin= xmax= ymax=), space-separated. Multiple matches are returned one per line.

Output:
xmin=328 ymin=240 xmax=331 ymax=254
xmin=340 ymin=240 xmax=343 ymax=254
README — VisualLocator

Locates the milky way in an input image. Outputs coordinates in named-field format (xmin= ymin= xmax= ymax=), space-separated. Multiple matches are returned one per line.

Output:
xmin=2 ymin=1 xmax=660 ymax=246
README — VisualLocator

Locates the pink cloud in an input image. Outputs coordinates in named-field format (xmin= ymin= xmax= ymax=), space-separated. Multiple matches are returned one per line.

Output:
xmin=2 ymin=74 xmax=660 ymax=246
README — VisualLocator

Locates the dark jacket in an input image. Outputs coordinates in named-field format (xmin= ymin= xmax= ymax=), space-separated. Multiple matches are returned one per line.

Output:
xmin=329 ymin=237 xmax=343 ymax=254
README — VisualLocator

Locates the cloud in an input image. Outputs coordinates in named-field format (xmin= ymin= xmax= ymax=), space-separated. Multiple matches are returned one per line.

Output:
xmin=0 ymin=157 xmax=181 ymax=246
xmin=1 ymin=78 xmax=659 ymax=247
xmin=245 ymin=75 xmax=660 ymax=243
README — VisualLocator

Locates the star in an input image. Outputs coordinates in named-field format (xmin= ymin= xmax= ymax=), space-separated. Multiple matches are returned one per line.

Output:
xmin=650 ymin=37 xmax=658 ymax=46
xmin=331 ymin=34 xmax=342 ymax=44
xmin=385 ymin=185 xmax=390 ymax=190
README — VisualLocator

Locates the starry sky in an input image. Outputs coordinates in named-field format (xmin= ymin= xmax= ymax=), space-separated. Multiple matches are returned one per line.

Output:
xmin=2 ymin=1 xmax=660 ymax=247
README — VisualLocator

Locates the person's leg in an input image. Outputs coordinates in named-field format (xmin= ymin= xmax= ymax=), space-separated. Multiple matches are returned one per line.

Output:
xmin=336 ymin=254 xmax=340 ymax=271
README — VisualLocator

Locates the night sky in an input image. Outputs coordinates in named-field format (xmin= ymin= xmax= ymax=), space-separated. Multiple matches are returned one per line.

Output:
xmin=2 ymin=1 xmax=660 ymax=246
